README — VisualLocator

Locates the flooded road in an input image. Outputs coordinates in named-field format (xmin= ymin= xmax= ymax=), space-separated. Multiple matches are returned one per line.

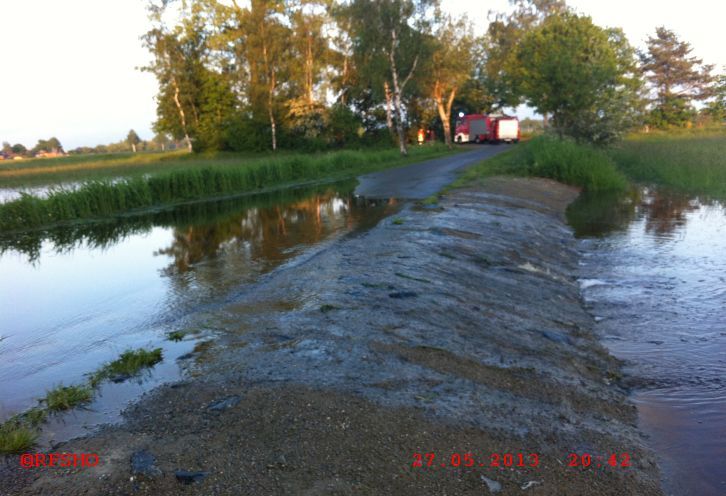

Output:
xmin=569 ymin=188 xmax=726 ymax=496
xmin=0 ymin=181 xmax=398 ymax=442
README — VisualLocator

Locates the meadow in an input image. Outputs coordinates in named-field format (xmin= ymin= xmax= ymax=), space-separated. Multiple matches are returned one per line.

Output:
xmin=0 ymin=145 xmax=452 ymax=232
xmin=456 ymin=130 xmax=726 ymax=198
xmin=608 ymin=133 xmax=726 ymax=197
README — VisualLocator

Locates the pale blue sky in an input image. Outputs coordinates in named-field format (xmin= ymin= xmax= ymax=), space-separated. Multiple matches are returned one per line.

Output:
xmin=1 ymin=0 xmax=724 ymax=149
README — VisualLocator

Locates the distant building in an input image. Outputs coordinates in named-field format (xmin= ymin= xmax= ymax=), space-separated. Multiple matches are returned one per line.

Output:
xmin=34 ymin=150 xmax=65 ymax=158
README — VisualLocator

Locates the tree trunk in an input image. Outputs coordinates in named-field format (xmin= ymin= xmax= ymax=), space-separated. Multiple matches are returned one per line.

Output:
xmin=384 ymin=81 xmax=394 ymax=137
xmin=389 ymin=29 xmax=418 ymax=156
xmin=132 ymin=143 xmax=137 ymax=153
xmin=171 ymin=77 xmax=192 ymax=153
xmin=393 ymin=85 xmax=408 ymax=156
xmin=306 ymin=32 xmax=314 ymax=106
xmin=340 ymin=55 xmax=349 ymax=105
xmin=261 ymin=25 xmax=277 ymax=151
xmin=434 ymin=81 xmax=457 ymax=149
xmin=269 ymin=99 xmax=277 ymax=151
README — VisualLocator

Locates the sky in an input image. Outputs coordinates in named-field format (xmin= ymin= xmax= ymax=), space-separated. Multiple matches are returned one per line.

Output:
xmin=1 ymin=0 xmax=724 ymax=149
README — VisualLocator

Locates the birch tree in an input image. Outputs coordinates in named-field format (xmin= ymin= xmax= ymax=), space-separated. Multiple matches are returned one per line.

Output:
xmin=345 ymin=0 xmax=437 ymax=155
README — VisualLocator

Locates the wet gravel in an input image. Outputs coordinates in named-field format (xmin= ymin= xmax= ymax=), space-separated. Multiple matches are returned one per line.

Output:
xmin=1 ymin=178 xmax=664 ymax=495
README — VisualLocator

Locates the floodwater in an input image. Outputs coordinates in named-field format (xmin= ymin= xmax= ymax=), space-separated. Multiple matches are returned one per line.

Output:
xmin=569 ymin=188 xmax=726 ymax=496
xmin=0 ymin=181 xmax=398 ymax=445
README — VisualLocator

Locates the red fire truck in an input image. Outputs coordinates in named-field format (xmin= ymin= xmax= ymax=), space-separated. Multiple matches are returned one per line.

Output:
xmin=454 ymin=114 xmax=520 ymax=144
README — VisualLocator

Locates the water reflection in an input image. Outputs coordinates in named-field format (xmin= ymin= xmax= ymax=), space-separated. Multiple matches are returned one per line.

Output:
xmin=567 ymin=186 xmax=718 ymax=239
xmin=0 ymin=180 xmax=358 ymax=263
xmin=155 ymin=193 xmax=381 ymax=276
xmin=641 ymin=188 xmax=700 ymax=239
xmin=573 ymin=187 xmax=726 ymax=495
xmin=0 ymin=180 xmax=397 ymax=428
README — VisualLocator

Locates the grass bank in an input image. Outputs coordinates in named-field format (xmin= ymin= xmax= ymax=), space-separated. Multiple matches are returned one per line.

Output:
xmin=454 ymin=135 xmax=628 ymax=192
xmin=608 ymin=133 xmax=726 ymax=197
xmin=0 ymin=145 xmax=452 ymax=232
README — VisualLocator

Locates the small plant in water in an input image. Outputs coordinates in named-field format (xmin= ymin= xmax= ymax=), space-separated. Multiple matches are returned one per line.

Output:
xmin=44 ymin=385 xmax=93 ymax=411
xmin=392 ymin=218 xmax=405 ymax=225
xmin=319 ymin=304 xmax=338 ymax=313
xmin=0 ymin=421 xmax=38 ymax=454
xmin=166 ymin=330 xmax=186 ymax=342
xmin=22 ymin=407 xmax=48 ymax=427
xmin=89 ymin=348 xmax=163 ymax=387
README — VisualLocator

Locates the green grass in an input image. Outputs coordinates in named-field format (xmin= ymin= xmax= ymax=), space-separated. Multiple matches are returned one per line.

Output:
xmin=44 ymin=384 xmax=93 ymax=411
xmin=0 ymin=150 xmax=190 ymax=186
xmin=166 ymin=330 xmax=187 ymax=342
xmin=0 ymin=145 xmax=453 ymax=232
xmin=608 ymin=133 xmax=726 ymax=197
xmin=0 ymin=421 xmax=38 ymax=454
xmin=89 ymin=348 xmax=163 ymax=387
xmin=455 ymin=135 xmax=628 ymax=192
xmin=0 ymin=347 xmax=164 ymax=448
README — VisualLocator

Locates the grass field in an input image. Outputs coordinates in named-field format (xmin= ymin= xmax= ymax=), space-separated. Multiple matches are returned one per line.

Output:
xmin=608 ymin=133 xmax=726 ymax=197
xmin=0 ymin=145 xmax=454 ymax=232
xmin=0 ymin=149 xmax=341 ymax=189
xmin=456 ymin=131 xmax=726 ymax=198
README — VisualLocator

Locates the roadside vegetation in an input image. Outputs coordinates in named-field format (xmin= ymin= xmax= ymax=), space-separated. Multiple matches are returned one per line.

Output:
xmin=456 ymin=136 xmax=628 ymax=192
xmin=0 ymin=347 xmax=163 ymax=453
xmin=456 ymin=130 xmax=726 ymax=199
xmin=0 ymin=145 xmax=451 ymax=232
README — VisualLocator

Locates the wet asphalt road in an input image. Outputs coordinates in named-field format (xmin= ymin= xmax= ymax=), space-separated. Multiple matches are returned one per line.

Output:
xmin=355 ymin=144 xmax=512 ymax=199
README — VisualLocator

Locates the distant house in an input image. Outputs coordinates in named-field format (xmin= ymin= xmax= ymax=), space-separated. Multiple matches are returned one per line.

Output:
xmin=34 ymin=150 xmax=65 ymax=159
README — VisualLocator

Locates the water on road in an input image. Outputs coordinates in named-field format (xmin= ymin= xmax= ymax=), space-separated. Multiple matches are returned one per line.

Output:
xmin=569 ymin=188 xmax=726 ymax=496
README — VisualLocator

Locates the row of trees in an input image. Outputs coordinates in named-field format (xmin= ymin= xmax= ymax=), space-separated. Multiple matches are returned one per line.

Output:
xmin=67 ymin=130 xmax=185 ymax=155
xmin=1 ymin=138 xmax=64 ymax=158
xmin=135 ymin=0 xmax=722 ymax=153
xmin=2 ymin=131 xmax=187 ymax=158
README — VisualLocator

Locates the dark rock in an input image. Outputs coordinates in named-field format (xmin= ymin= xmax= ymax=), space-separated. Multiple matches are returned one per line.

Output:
xmin=177 ymin=352 xmax=194 ymax=360
xmin=541 ymin=330 xmax=572 ymax=345
xmin=207 ymin=395 xmax=241 ymax=412
xmin=131 ymin=450 xmax=161 ymax=477
xmin=388 ymin=291 xmax=418 ymax=299
xmin=175 ymin=470 xmax=209 ymax=484
xmin=111 ymin=373 xmax=132 ymax=383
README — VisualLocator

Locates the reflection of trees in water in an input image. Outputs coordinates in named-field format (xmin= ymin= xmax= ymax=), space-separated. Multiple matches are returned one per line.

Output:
xmin=567 ymin=187 xmax=722 ymax=239
xmin=567 ymin=189 xmax=640 ymax=238
xmin=639 ymin=189 xmax=699 ymax=238
xmin=0 ymin=181 xmax=359 ymax=264
xmin=154 ymin=193 xmax=389 ymax=276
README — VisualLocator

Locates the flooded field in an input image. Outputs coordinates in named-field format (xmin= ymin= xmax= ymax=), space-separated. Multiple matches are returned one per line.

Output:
xmin=569 ymin=188 xmax=726 ymax=496
xmin=0 ymin=181 xmax=397 ymax=444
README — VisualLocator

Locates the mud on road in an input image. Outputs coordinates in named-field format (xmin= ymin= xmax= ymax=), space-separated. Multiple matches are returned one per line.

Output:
xmin=2 ymin=178 xmax=663 ymax=495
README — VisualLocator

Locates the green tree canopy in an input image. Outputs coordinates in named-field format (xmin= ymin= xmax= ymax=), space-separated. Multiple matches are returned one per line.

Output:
xmin=640 ymin=27 xmax=715 ymax=128
xmin=31 ymin=137 xmax=63 ymax=154
xmin=127 ymin=129 xmax=141 ymax=152
xmin=515 ymin=12 xmax=643 ymax=144
xmin=343 ymin=0 xmax=438 ymax=155
xmin=704 ymin=73 xmax=726 ymax=122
